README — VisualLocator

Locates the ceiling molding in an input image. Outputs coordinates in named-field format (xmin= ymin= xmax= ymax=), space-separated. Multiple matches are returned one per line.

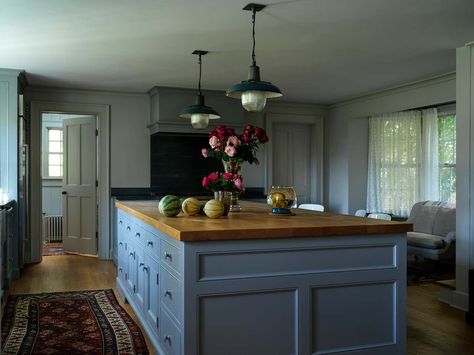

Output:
xmin=329 ymin=72 xmax=456 ymax=109
xmin=25 ymin=85 xmax=148 ymax=97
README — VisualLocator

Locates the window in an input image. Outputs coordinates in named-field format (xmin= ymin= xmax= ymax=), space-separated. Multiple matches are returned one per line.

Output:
xmin=47 ymin=128 xmax=63 ymax=177
xmin=438 ymin=114 xmax=456 ymax=203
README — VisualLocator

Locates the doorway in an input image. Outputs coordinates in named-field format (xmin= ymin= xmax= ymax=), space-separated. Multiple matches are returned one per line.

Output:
xmin=40 ymin=113 xmax=98 ymax=257
xmin=29 ymin=101 xmax=110 ymax=264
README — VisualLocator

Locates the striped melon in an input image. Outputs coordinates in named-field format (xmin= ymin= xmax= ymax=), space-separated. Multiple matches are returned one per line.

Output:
xmin=204 ymin=199 xmax=224 ymax=219
xmin=158 ymin=195 xmax=181 ymax=217
xmin=181 ymin=197 xmax=201 ymax=216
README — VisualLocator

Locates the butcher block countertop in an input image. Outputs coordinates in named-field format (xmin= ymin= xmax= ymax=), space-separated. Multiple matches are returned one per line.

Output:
xmin=115 ymin=200 xmax=412 ymax=242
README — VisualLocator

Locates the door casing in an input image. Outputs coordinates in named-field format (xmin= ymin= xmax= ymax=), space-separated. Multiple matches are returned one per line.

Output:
xmin=29 ymin=101 xmax=110 ymax=263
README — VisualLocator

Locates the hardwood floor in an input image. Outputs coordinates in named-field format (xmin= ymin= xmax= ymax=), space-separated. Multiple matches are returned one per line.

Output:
xmin=5 ymin=255 xmax=474 ymax=355
xmin=6 ymin=254 xmax=157 ymax=355
xmin=407 ymin=283 xmax=474 ymax=355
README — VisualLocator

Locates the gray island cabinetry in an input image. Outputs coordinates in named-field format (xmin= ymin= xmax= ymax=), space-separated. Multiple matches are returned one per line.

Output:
xmin=115 ymin=200 xmax=411 ymax=355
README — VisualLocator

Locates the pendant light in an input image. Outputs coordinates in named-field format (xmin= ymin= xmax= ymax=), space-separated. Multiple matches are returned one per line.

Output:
xmin=179 ymin=50 xmax=220 ymax=129
xmin=226 ymin=3 xmax=283 ymax=112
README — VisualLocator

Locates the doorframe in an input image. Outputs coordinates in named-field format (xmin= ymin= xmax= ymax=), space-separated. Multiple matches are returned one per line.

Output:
xmin=30 ymin=101 xmax=110 ymax=262
xmin=265 ymin=113 xmax=324 ymax=204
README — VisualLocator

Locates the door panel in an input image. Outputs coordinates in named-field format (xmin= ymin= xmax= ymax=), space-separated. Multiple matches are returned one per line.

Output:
xmin=272 ymin=122 xmax=312 ymax=204
xmin=145 ymin=254 xmax=160 ymax=336
xmin=62 ymin=116 xmax=97 ymax=255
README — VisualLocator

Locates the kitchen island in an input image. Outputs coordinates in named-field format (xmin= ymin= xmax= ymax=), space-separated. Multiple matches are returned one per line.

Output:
xmin=115 ymin=200 xmax=411 ymax=355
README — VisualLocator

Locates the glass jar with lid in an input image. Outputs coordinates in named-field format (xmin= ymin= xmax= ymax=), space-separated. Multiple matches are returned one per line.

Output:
xmin=267 ymin=186 xmax=297 ymax=214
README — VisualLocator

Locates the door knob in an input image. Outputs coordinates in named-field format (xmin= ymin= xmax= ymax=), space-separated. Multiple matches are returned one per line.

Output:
xmin=62 ymin=191 xmax=67 ymax=195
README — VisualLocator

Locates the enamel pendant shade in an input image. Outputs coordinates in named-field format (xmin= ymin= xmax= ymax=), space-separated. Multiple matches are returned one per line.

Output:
xmin=226 ymin=3 xmax=283 ymax=112
xmin=179 ymin=50 xmax=220 ymax=129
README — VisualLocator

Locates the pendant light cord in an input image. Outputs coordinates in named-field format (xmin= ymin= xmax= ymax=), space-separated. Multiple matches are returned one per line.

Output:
xmin=252 ymin=7 xmax=257 ymax=66
xmin=198 ymin=53 xmax=202 ymax=95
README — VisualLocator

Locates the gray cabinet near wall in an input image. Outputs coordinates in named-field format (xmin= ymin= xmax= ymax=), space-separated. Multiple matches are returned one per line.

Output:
xmin=116 ymin=204 xmax=406 ymax=355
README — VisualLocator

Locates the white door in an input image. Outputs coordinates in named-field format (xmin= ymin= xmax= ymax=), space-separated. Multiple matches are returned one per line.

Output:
xmin=62 ymin=116 xmax=97 ymax=255
xmin=272 ymin=122 xmax=312 ymax=204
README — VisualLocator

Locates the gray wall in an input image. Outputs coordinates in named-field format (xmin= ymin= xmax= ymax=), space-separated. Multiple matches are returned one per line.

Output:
xmin=325 ymin=72 xmax=456 ymax=214
xmin=25 ymin=87 xmax=151 ymax=188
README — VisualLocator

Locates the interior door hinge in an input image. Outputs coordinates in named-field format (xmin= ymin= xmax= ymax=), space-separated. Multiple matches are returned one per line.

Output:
xmin=96 ymin=129 xmax=98 ymax=136
xmin=156 ymin=274 xmax=159 ymax=285
xmin=96 ymin=232 xmax=98 ymax=239
xmin=96 ymin=180 xmax=98 ymax=187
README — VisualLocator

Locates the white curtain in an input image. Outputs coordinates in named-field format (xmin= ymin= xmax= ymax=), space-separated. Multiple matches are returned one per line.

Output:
xmin=367 ymin=111 xmax=422 ymax=217
xmin=420 ymin=108 xmax=439 ymax=200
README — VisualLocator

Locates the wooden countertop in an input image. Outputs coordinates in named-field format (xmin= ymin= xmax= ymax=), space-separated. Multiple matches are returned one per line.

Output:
xmin=115 ymin=200 xmax=412 ymax=242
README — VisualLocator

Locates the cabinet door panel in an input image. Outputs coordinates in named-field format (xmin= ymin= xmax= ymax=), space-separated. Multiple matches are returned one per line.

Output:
xmin=135 ymin=246 xmax=146 ymax=311
xmin=126 ymin=243 xmax=136 ymax=293
xmin=145 ymin=254 xmax=160 ymax=337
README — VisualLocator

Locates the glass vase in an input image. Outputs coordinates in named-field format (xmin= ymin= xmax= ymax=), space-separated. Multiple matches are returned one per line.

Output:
xmin=213 ymin=191 xmax=231 ymax=216
xmin=222 ymin=159 xmax=244 ymax=212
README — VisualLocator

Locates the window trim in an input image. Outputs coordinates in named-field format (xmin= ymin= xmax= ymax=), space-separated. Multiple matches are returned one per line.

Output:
xmin=42 ymin=124 xmax=64 ymax=179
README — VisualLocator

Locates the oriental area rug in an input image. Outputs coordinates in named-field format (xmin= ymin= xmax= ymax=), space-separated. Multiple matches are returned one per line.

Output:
xmin=42 ymin=242 xmax=65 ymax=256
xmin=1 ymin=289 xmax=148 ymax=355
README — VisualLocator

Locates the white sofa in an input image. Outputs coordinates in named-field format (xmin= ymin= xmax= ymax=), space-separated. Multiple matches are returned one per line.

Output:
xmin=406 ymin=201 xmax=456 ymax=261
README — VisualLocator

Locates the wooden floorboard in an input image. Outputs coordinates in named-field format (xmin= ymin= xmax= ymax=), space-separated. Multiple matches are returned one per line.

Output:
xmin=5 ymin=255 xmax=474 ymax=355
xmin=407 ymin=283 xmax=474 ymax=355
xmin=5 ymin=254 xmax=157 ymax=355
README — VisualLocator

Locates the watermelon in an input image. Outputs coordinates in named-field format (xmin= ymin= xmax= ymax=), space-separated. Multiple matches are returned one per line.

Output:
xmin=159 ymin=195 xmax=182 ymax=217
xmin=182 ymin=197 xmax=201 ymax=216
xmin=204 ymin=199 xmax=224 ymax=219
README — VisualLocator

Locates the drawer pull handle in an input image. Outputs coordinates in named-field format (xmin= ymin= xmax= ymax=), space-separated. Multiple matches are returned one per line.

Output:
xmin=119 ymin=242 xmax=123 ymax=246
xmin=119 ymin=220 xmax=123 ymax=225
xmin=129 ymin=252 xmax=134 ymax=257
xmin=139 ymin=262 xmax=144 ymax=267
xmin=164 ymin=290 xmax=172 ymax=297
xmin=119 ymin=267 xmax=122 ymax=272
xmin=164 ymin=252 xmax=172 ymax=260
xmin=143 ymin=266 xmax=149 ymax=272
xmin=126 ymin=226 xmax=131 ymax=231
xmin=164 ymin=335 xmax=171 ymax=343
xmin=147 ymin=241 xmax=153 ymax=247
xmin=136 ymin=232 xmax=140 ymax=238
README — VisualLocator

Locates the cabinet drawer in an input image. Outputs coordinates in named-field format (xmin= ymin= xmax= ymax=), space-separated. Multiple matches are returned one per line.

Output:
xmin=160 ymin=268 xmax=182 ymax=324
xmin=160 ymin=308 xmax=181 ymax=355
xmin=131 ymin=223 xmax=147 ymax=247
xmin=160 ymin=240 xmax=182 ymax=277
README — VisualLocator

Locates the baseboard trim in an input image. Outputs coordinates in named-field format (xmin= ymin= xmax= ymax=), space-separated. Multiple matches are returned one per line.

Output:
xmin=451 ymin=290 xmax=469 ymax=311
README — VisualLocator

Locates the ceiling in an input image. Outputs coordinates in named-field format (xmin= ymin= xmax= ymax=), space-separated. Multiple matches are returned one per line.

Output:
xmin=1 ymin=0 xmax=473 ymax=104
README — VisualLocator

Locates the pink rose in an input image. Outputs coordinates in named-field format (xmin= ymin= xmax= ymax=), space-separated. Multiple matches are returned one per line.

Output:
xmin=209 ymin=136 xmax=219 ymax=148
xmin=202 ymin=177 xmax=210 ymax=188
xmin=223 ymin=172 xmax=233 ymax=180
xmin=201 ymin=148 xmax=208 ymax=158
xmin=234 ymin=177 xmax=243 ymax=190
xmin=227 ymin=135 xmax=241 ymax=147
xmin=241 ymin=133 xmax=250 ymax=143
xmin=224 ymin=146 xmax=237 ymax=157
xmin=208 ymin=172 xmax=218 ymax=182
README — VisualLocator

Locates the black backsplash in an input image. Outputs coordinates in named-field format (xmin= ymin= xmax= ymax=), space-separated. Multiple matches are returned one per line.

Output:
xmin=150 ymin=133 xmax=223 ymax=195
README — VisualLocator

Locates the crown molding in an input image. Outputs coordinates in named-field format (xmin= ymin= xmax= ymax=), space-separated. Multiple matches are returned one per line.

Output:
xmin=25 ymin=85 xmax=147 ymax=97
xmin=329 ymin=71 xmax=455 ymax=109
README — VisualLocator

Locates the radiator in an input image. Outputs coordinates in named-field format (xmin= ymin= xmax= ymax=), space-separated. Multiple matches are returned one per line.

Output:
xmin=43 ymin=215 xmax=63 ymax=242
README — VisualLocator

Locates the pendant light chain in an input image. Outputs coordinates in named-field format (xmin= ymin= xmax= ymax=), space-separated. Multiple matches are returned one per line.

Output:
xmin=197 ymin=53 xmax=202 ymax=95
xmin=251 ymin=8 xmax=257 ymax=66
